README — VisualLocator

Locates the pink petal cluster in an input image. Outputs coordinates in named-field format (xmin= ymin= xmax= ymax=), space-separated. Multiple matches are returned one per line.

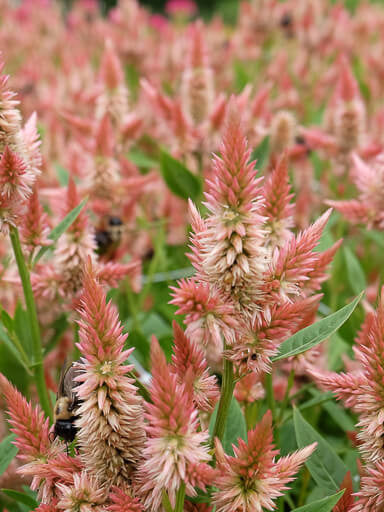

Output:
xmin=213 ymin=411 xmax=316 ymax=512
xmin=75 ymin=261 xmax=146 ymax=488
xmin=135 ymin=336 xmax=212 ymax=510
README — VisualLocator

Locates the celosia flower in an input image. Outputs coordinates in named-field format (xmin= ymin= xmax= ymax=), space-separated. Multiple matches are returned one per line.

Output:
xmin=96 ymin=41 xmax=129 ymax=124
xmin=75 ymin=261 xmax=146 ymax=488
xmin=308 ymin=289 xmax=384 ymax=466
xmin=56 ymin=471 xmax=106 ymax=512
xmin=170 ymin=277 xmax=238 ymax=351
xmin=0 ymin=60 xmax=23 ymax=153
xmin=190 ymin=105 xmax=266 ymax=314
xmin=180 ymin=22 xmax=214 ymax=125
xmin=171 ymin=321 xmax=219 ymax=411
xmin=264 ymin=209 xmax=332 ymax=302
xmin=226 ymin=295 xmax=321 ymax=375
xmin=269 ymin=110 xmax=296 ymax=156
xmin=333 ymin=55 xmax=365 ymax=157
xmin=0 ymin=374 xmax=82 ymax=503
xmin=108 ymin=487 xmax=144 ymax=512
xmin=136 ymin=336 xmax=211 ymax=511
xmin=328 ymin=153 xmax=384 ymax=229
xmin=261 ymin=153 xmax=294 ymax=248
xmin=55 ymin=178 xmax=96 ymax=297
xmin=0 ymin=146 xmax=30 ymax=200
xmin=20 ymin=188 xmax=51 ymax=253
xmin=213 ymin=411 xmax=316 ymax=512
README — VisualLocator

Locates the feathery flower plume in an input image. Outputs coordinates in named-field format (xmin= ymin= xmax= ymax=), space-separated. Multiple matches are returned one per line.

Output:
xmin=56 ymin=471 xmax=106 ymax=512
xmin=20 ymin=188 xmax=51 ymax=253
xmin=226 ymin=295 xmax=321 ymax=375
xmin=333 ymin=55 xmax=365 ymax=157
xmin=55 ymin=178 xmax=96 ymax=297
xmin=108 ymin=487 xmax=144 ymax=512
xmin=0 ymin=146 xmax=30 ymax=200
xmin=213 ymin=411 xmax=316 ymax=512
xmin=136 ymin=336 xmax=211 ymax=510
xmin=171 ymin=321 xmax=219 ymax=411
xmin=269 ymin=110 xmax=296 ymax=156
xmin=264 ymin=209 xmax=332 ymax=302
xmin=328 ymin=153 xmax=384 ymax=229
xmin=0 ymin=60 xmax=23 ymax=153
xmin=96 ymin=41 xmax=129 ymax=123
xmin=180 ymin=21 xmax=214 ymax=125
xmin=192 ymin=104 xmax=266 ymax=314
xmin=75 ymin=260 xmax=146 ymax=488
xmin=309 ymin=289 xmax=384 ymax=466
xmin=261 ymin=153 xmax=294 ymax=248
xmin=0 ymin=374 xmax=82 ymax=503
xmin=170 ymin=277 xmax=238 ymax=349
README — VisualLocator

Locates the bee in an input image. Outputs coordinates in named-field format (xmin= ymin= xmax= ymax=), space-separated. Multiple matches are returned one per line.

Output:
xmin=280 ymin=12 xmax=295 ymax=38
xmin=53 ymin=361 xmax=81 ymax=443
xmin=95 ymin=216 xmax=124 ymax=259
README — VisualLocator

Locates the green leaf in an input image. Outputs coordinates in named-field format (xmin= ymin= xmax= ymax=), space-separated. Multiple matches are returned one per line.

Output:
xmin=55 ymin=163 xmax=69 ymax=186
xmin=32 ymin=196 xmax=88 ymax=266
xmin=309 ymin=389 xmax=356 ymax=432
xmin=292 ymin=490 xmax=344 ymax=512
xmin=250 ymin=136 xmax=270 ymax=171
xmin=294 ymin=408 xmax=348 ymax=494
xmin=159 ymin=150 xmax=202 ymax=201
xmin=1 ymin=490 xmax=37 ymax=510
xmin=209 ymin=397 xmax=247 ymax=455
xmin=343 ymin=247 xmax=366 ymax=296
xmin=128 ymin=148 xmax=159 ymax=170
xmin=0 ymin=435 xmax=18 ymax=477
xmin=272 ymin=292 xmax=363 ymax=361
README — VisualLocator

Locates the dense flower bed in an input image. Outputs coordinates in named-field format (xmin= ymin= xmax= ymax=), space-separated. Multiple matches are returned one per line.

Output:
xmin=0 ymin=0 xmax=384 ymax=510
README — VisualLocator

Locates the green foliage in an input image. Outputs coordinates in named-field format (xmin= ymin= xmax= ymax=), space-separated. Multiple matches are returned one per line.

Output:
xmin=209 ymin=397 xmax=247 ymax=455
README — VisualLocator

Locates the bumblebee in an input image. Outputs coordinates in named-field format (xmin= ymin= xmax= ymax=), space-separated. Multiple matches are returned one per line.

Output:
xmin=53 ymin=361 xmax=81 ymax=443
xmin=95 ymin=216 xmax=123 ymax=258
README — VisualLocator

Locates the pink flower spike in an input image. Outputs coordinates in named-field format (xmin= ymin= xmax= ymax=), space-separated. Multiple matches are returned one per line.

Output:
xmin=0 ymin=373 xmax=50 ymax=461
xmin=99 ymin=40 xmax=124 ymax=91
xmin=21 ymin=188 xmax=51 ymax=253
xmin=337 ymin=54 xmax=359 ymax=103
xmin=56 ymin=471 xmax=106 ymax=512
xmin=136 ymin=336 xmax=210 ymax=511
xmin=0 ymin=146 xmax=30 ymax=201
xmin=171 ymin=321 xmax=219 ymax=411
xmin=75 ymin=259 xmax=145 ymax=487
xmin=108 ymin=487 xmax=144 ymax=512
xmin=261 ymin=152 xmax=295 ymax=247
xmin=213 ymin=411 xmax=316 ymax=512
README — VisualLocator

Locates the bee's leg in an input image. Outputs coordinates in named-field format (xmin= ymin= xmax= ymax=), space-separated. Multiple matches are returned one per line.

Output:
xmin=66 ymin=442 xmax=69 ymax=456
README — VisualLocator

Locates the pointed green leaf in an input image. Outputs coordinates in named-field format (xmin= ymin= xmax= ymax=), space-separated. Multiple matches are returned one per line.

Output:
xmin=292 ymin=490 xmax=344 ymax=512
xmin=209 ymin=397 xmax=246 ymax=455
xmin=250 ymin=136 xmax=270 ymax=171
xmin=32 ymin=196 xmax=88 ymax=266
xmin=294 ymin=408 xmax=348 ymax=494
xmin=344 ymin=247 xmax=366 ymax=296
xmin=128 ymin=148 xmax=159 ymax=170
xmin=1 ymin=490 xmax=37 ymax=510
xmin=159 ymin=150 xmax=202 ymax=201
xmin=272 ymin=292 xmax=363 ymax=361
xmin=0 ymin=435 xmax=18 ymax=477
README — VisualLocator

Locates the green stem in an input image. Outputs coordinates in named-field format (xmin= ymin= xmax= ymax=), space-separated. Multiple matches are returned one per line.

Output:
xmin=277 ymin=369 xmax=295 ymax=425
xmin=212 ymin=352 xmax=234 ymax=444
xmin=245 ymin=401 xmax=258 ymax=431
xmin=265 ymin=371 xmax=279 ymax=444
xmin=9 ymin=226 xmax=52 ymax=420
xmin=174 ymin=481 xmax=186 ymax=512
xmin=161 ymin=490 xmax=174 ymax=512
xmin=298 ymin=467 xmax=311 ymax=506
xmin=138 ymin=225 xmax=165 ymax=310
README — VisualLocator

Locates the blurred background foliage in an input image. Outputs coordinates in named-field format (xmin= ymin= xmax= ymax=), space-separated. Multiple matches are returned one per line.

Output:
xmin=61 ymin=0 xmax=384 ymax=23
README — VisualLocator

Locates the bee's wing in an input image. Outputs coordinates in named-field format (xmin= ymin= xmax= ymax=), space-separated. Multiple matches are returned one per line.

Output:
xmin=57 ymin=358 xmax=71 ymax=399
xmin=57 ymin=360 xmax=81 ymax=406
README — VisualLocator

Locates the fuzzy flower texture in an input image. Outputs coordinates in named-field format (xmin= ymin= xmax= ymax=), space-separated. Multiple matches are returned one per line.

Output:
xmin=0 ymin=98 xmax=326 ymax=511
